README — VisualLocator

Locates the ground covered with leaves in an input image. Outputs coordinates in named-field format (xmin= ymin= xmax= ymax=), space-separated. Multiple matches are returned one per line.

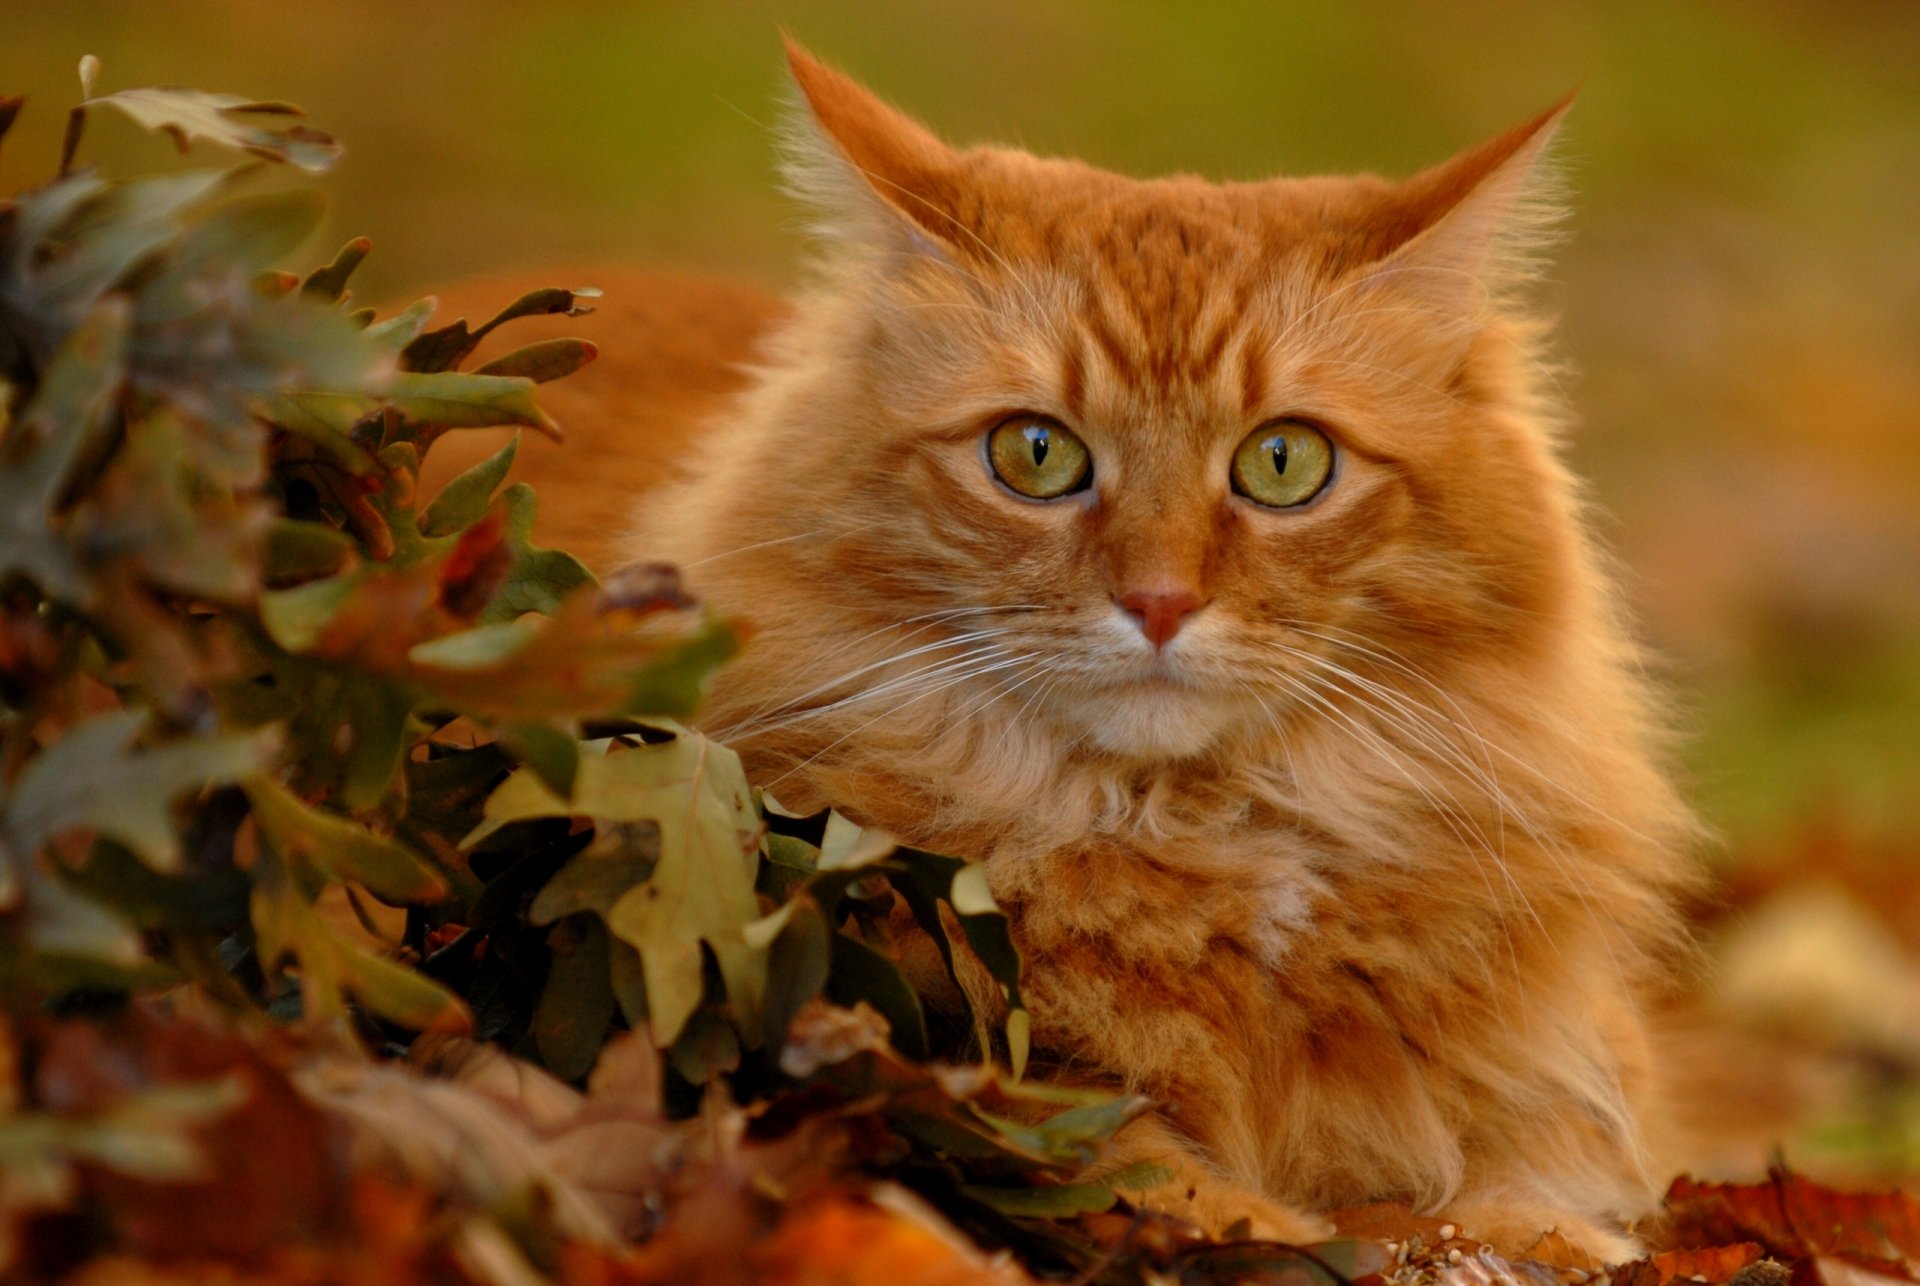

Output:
xmin=5 ymin=60 xmax=1920 ymax=1286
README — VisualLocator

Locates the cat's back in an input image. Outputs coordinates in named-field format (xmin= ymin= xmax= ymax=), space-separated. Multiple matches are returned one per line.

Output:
xmin=414 ymin=267 xmax=788 ymax=565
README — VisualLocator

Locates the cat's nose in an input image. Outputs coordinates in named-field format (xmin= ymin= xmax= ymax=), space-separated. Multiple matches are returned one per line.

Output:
xmin=1116 ymin=586 xmax=1207 ymax=649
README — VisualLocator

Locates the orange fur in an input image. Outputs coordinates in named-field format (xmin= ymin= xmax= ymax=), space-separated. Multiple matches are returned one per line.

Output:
xmin=452 ymin=46 xmax=1705 ymax=1258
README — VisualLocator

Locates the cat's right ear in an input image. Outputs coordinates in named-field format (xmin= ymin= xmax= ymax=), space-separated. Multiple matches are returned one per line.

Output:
xmin=780 ymin=40 xmax=973 ymax=262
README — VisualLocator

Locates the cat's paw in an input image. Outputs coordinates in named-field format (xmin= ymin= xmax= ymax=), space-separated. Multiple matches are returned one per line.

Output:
xmin=1133 ymin=1174 xmax=1333 ymax=1245
xmin=1439 ymin=1201 xmax=1642 ymax=1267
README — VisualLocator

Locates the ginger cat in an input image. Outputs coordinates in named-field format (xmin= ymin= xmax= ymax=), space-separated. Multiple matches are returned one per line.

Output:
xmin=427 ymin=44 xmax=1702 ymax=1260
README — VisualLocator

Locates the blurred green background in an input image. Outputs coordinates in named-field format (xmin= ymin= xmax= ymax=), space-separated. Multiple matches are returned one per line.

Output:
xmin=5 ymin=0 xmax=1918 ymax=854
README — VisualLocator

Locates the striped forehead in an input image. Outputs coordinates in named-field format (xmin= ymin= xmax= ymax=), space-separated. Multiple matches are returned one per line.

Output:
xmin=1022 ymin=197 xmax=1277 ymax=421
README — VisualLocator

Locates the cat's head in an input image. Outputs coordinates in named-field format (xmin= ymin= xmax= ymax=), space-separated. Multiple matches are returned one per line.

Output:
xmin=671 ymin=45 xmax=1594 ymax=773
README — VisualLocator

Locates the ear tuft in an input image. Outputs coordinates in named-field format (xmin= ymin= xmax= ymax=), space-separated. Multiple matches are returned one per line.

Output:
xmin=1357 ymin=95 xmax=1575 ymax=307
xmin=778 ymin=39 xmax=968 ymax=259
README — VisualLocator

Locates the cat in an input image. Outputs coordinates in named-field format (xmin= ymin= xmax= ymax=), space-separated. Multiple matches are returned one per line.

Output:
xmin=426 ymin=42 xmax=1703 ymax=1261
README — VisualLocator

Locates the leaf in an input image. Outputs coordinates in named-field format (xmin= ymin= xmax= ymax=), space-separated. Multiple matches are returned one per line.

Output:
xmin=365 ymin=297 xmax=437 ymax=353
xmin=84 ymin=83 xmax=342 ymax=170
xmin=960 ymin=1178 xmax=1119 ymax=1218
xmin=250 ymin=851 xmax=469 ymax=1031
xmin=758 ymin=895 xmax=832 ymax=1048
xmin=418 ymin=433 xmax=517 ymax=538
xmin=1610 ymin=1244 xmax=1768 ymax=1286
xmin=496 ymin=720 xmax=580 ymax=798
xmin=826 ymin=931 xmax=929 ymax=1061
xmin=72 ymin=408 xmax=265 ymax=602
xmin=15 ymin=169 xmax=232 ymax=326
xmin=878 ymin=846 xmax=1027 ymax=1073
xmin=398 ymin=286 xmax=599 ymax=373
xmin=31 ymin=1005 xmax=346 ymax=1260
xmin=1667 ymin=1168 xmax=1920 ymax=1263
xmin=470 ymin=732 xmax=766 ymax=1048
xmin=534 ymin=916 xmax=617 ymax=1081
xmin=0 ymin=296 xmax=131 ymax=602
xmin=529 ymin=822 xmax=660 ymax=926
xmin=264 ymin=517 xmax=356 ymax=584
xmin=383 ymin=371 xmax=559 ymax=439
xmin=243 ymin=776 xmax=446 ymax=904
xmin=257 ymin=390 xmax=383 ymax=476
xmin=144 ymin=191 xmax=328 ymax=311
xmin=474 ymin=338 xmax=599 ymax=384
xmin=483 ymin=482 xmax=594 ymax=622
xmin=301 ymin=236 xmax=371 ymax=302
xmin=1 ymin=710 xmax=273 ymax=872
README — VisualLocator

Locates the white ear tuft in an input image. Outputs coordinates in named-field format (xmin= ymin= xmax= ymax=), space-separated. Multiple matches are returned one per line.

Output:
xmin=777 ymin=40 xmax=965 ymax=262
xmin=1356 ymin=97 xmax=1575 ymax=316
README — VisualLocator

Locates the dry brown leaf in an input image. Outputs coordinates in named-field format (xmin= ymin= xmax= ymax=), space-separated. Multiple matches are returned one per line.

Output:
xmin=33 ymin=1005 xmax=345 ymax=1262
xmin=1667 ymin=1170 xmax=1920 ymax=1264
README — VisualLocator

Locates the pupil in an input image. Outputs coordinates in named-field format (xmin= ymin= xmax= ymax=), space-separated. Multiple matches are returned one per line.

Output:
xmin=1029 ymin=427 xmax=1050 ymax=467
xmin=1269 ymin=436 xmax=1289 ymax=475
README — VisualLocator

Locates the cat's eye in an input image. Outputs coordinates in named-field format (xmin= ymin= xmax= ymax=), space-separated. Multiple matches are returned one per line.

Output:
xmin=986 ymin=414 xmax=1091 ymax=500
xmin=1230 ymin=419 xmax=1335 ymax=509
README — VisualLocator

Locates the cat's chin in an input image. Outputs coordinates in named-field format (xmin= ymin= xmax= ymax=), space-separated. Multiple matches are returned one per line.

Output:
xmin=1077 ymin=683 xmax=1239 ymax=762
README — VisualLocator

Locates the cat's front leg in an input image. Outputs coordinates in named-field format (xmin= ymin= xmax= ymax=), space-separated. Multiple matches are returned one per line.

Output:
xmin=1094 ymin=1110 xmax=1333 ymax=1245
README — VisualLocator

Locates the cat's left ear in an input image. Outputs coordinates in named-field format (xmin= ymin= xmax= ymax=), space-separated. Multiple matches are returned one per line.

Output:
xmin=780 ymin=40 xmax=973 ymax=262
xmin=1352 ymin=95 xmax=1574 ymax=310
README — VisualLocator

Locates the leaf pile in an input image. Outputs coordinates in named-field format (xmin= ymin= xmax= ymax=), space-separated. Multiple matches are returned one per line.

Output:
xmin=0 ymin=59 xmax=1206 ymax=1285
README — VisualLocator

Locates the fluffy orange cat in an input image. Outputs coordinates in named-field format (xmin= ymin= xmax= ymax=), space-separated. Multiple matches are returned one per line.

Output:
xmin=428 ymin=44 xmax=1702 ymax=1260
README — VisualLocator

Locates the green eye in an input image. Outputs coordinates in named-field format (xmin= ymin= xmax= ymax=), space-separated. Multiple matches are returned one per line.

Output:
xmin=987 ymin=414 xmax=1091 ymax=499
xmin=1231 ymin=419 xmax=1335 ymax=508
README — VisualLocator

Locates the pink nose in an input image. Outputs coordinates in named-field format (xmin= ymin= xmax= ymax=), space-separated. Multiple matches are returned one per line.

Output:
xmin=1116 ymin=587 xmax=1206 ymax=649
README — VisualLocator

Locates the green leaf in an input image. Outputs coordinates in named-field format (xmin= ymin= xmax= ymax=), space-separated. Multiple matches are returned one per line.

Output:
xmin=528 ymin=821 xmax=659 ymax=926
xmin=259 ymin=572 xmax=356 ymax=651
xmin=250 ymin=850 xmax=468 ymax=1031
xmin=758 ymin=895 xmax=832 ymax=1048
xmin=398 ymin=286 xmax=599 ymax=374
xmin=383 ymin=371 xmax=558 ymax=437
xmin=84 ymin=83 xmax=342 ymax=170
xmin=61 ymin=839 xmax=250 ymax=934
xmin=668 ymin=1008 xmax=741 ymax=1084
xmin=336 ymin=682 xmax=414 ymax=810
xmin=1 ymin=710 xmax=273 ymax=872
xmin=72 ymin=408 xmax=261 ymax=602
xmin=264 ymin=518 xmax=355 ymax=583
xmin=301 ymin=236 xmax=371 ymax=302
xmin=144 ymin=191 xmax=328 ymax=311
xmin=826 ymin=933 xmax=929 ymax=1061
xmin=17 ymin=169 xmax=231 ymax=325
xmin=474 ymin=338 xmax=598 ymax=384
xmin=483 ymin=483 xmax=594 ymax=623
xmin=256 ymin=390 xmax=383 ymax=476
xmin=244 ymin=776 xmax=446 ymax=904
xmin=418 ymin=433 xmax=517 ymax=538
xmin=0 ymin=297 xmax=131 ymax=601
xmin=365 ymin=297 xmax=437 ymax=353
xmin=495 ymin=720 xmax=579 ymax=798
xmin=533 ymin=914 xmax=616 ymax=1081
xmin=470 ymin=731 xmax=766 ymax=1048
xmin=958 ymin=1179 xmax=1119 ymax=1218
xmin=618 ymin=617 xmax=740 ymax=716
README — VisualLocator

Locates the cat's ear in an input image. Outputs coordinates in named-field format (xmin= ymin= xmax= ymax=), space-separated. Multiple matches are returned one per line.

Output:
xmin=1352 ymin=96 xmax=1573 ymax=312
xmin=780 ymin=40 xmax=974 ymax=261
